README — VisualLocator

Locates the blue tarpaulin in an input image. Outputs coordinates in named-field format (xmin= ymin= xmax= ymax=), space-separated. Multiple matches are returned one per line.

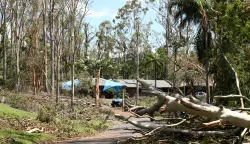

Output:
xmin=61 ymin=79 xmax=79 ymax=90
xmin=101 ymin=78 xmax=125 ymax=95
xmin=61 ymin=78 xmax=125 ymax=95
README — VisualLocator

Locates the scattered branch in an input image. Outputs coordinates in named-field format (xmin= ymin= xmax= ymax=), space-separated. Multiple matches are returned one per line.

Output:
xmin=214 ymin=95 xmax=250 ymax=105
xmin=115 ymin=114 xmax=238 ymax=136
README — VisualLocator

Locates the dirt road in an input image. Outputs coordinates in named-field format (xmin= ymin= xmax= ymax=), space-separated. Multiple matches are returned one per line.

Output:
xmin=59 ymin=108 xmax=150 ymax=144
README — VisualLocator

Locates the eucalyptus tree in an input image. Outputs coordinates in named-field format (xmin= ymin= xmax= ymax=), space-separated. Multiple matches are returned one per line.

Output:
xmin=83 ymin=23 xmax=95 ymax=59
xmin=42 ymin=0 xmax=48 ymax=92
xmin=50 ymin=0 xmax=55 ymax=96
xmin=146 ymin=0 xmax=172 ymax=79
xmin=14 ymin=0 xmax=28 ymax=91
xmin=74 ymin=0 xmax=92 ymax=59
xmin=0 ymin=0 xmax=8 ymax=83
xmin=114 ymin=0 xmax=148 ymax=77
xmin=96 ymin=20 xmax=116 ymax=60
xmin=68 ymin=0 xmax=91 ymax=107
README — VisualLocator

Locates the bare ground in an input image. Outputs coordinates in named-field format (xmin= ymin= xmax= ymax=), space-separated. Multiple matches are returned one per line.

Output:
xmin=59 ymin=107 xmax=150 ymax=144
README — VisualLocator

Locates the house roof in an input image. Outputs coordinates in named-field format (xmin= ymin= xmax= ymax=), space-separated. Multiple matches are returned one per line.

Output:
xmin=143 ymin=80 xmax=172 ymax=88
xmin=91 ymin=78 xmax=211 ymax=88
xmin=178 ymin=80 xmax=213 ymax=87
xmin=113 ymin=79 xmax=172 ymax=88
xmin=113 ymin=79 xmax=137 ymax=88
xmin=91 ymin=78 xmax=106 ymax=86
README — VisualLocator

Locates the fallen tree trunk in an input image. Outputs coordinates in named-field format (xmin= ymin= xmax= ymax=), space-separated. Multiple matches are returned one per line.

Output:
xmin=120 ymin=78 xmax=250 ymax=129
xmin=115 ymin=114 xmax=242 ymax=136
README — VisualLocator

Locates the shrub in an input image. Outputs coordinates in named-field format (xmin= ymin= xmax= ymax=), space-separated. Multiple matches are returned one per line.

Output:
xmin=37 ymin=104 xmax=56 ymax=123
xmin=5 ymin=94 xmax=36 ymax=112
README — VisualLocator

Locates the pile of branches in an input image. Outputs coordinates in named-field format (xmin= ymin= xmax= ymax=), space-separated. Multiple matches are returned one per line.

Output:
xmin=115 ymin=79 xmax=250 ymax=144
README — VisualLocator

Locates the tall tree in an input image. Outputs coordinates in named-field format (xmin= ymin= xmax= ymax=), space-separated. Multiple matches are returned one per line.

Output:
xmin=1 ymin=0 xmax=7 ymax=83
xmin=70 ymin=0 xmax=76 ymax=108
xmin=42 ymin=0 xmax=48 ymax=92
xmin=170 ymin=0 xmax=211 ymax=103
xmin=15 ymin=0 xmax=20 ymax=91
xmin=50 ymin=0 xmax=55 ymax=96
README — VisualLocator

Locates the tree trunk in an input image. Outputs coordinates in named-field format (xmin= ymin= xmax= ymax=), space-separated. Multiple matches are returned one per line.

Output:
xmin=2 ymin=1 xmax=7 ymax=83
xmin=84 ymin=23 xmax=89 ymax=59
xmin=15 ymin=1 xmax=20 ymax=91
xmin=50 ymin=0 xmax=55 ymax=97
xmin=95 ymin=68 xmax=100 ymax=106
xmin=71 ymin=0 xmax=76 ymax=108
xmin=204 ymin=29 xmax=210 ymax=104
xmin=42 ymin=0 xmax=48 ymax=92
xmin=136 ymin=20 xmax=140 ymax=105
xmin=154 ymin=59 xmax=156 ymax=88
xmin=173 ymin=46 xmax=177 ymax=88
xmin=56 ymin=15 xmax=61 ymax=103
xmin=120 ymin=78 xmax=250 ymax=129
xmin=165 ymin=0 xmax=170 ymax=80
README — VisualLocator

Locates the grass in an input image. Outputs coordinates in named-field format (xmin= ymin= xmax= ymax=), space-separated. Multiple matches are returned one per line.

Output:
xmin=0 ymin=104 xmax=37 ymax=118
xmin=0 ymin=94 xmax=115 ymax=142
xmin=0 ymin=130 xmax=54 ymax=144
xmin=72 ymin=120 xmax=113 ymax=136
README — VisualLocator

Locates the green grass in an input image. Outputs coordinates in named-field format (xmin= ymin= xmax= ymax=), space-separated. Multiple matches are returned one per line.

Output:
xmin=0 ymin=130 xmax=54 ymax=144
xmin=0 ymin=104 xmax=36 ymax=118
xmin=72 ymin=120 xmax=113 ymax=136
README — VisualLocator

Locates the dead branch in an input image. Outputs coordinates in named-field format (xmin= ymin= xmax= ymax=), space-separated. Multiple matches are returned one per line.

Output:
xmin=214 ymin=95 xmax=250 ymax=104
xmin=26 ymin=127 xmax=44 ymax=133
xmin=238 ymin=128 xmax=248 ymax=144
xmin=202 ymin=120 xmax=224 ymax=128
xmin=221 ymin=51 xmax=244 ymax=108
xmin=123 ymin=79 xmax=250 ymax=129
xmin=232 ymin=108 xmax=250 ymax=111
xmin=115 ymin=114 xmax=238 ymax=136
xmin=15 ymin=117 xmax=25 ymax=129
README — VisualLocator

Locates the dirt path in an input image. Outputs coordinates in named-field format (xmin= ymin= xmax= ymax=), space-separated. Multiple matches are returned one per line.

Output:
xmin=59 ymin=107 xmax=150 ymax=144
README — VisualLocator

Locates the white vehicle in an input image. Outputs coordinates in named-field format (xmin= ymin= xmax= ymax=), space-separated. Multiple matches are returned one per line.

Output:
xmin=195 ymin=92 xmax=206 ymax=97
xmin=195 ymin=92 xmax=206 ymax=102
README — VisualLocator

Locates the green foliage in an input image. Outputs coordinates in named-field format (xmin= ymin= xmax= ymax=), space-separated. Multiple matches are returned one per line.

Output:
xmin=5 ymin=94 xmax=36 ymax=112
xmin=0 ymin=130 xmax=53 ymax=144
xmin=75 ymin=71 xmax=93 ymax=97
xmin=72 ymin=120 xmax=112 ymax=135
xmin=107 ymin=88 xmax=116 ymax=98
xmin=0 ymin=104 xmax=36 ymax=119
xmin=37 ymin=104 xmax=56 ymax=123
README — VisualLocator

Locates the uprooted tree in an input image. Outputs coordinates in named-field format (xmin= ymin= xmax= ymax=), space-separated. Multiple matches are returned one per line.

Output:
xmin=115 ymin=78 xmax=250 ymax=143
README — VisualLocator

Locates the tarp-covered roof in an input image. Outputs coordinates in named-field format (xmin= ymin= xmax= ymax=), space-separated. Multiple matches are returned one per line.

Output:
xmin=113 ymin=79 xmax=171 ymax=88
xmin=62 ymin=78 xmax=125 ymax=95
xmin=61 ymin=79 xmax=79 ymax=90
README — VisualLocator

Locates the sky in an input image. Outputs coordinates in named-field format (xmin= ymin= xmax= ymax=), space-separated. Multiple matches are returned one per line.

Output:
xmin=85 ymin=0 xmax=165 ymax=48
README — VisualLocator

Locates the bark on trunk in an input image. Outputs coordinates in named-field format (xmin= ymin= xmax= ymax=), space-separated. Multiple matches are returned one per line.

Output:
xmin=2 ymin=12 xmax=7 ymax=82
xmin=165 ymin=0 xmax=170 ymax=80
xmin=124 ymin=78 xmax=250 ymax=129
xmin=95 ymin=68 xmax=100 ymax=106
xmin=56 ymin=15 xmax=60 ymax=103
xmin=2 ymin=0 xmax=7 ymax=82
xmin=15 ymin=1 xmax=20 ymax=91
xmin=50 ymin=0 xmax=55 ymax=96
xmin=42 ymin=0 xmax=48 ymax=92
xmin=71 ymin=0 xmax=76 ymax=108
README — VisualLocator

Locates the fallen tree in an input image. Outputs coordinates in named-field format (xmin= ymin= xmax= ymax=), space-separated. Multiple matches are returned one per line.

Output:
xmin=115 ymin=78 xmax=250 ymax=143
